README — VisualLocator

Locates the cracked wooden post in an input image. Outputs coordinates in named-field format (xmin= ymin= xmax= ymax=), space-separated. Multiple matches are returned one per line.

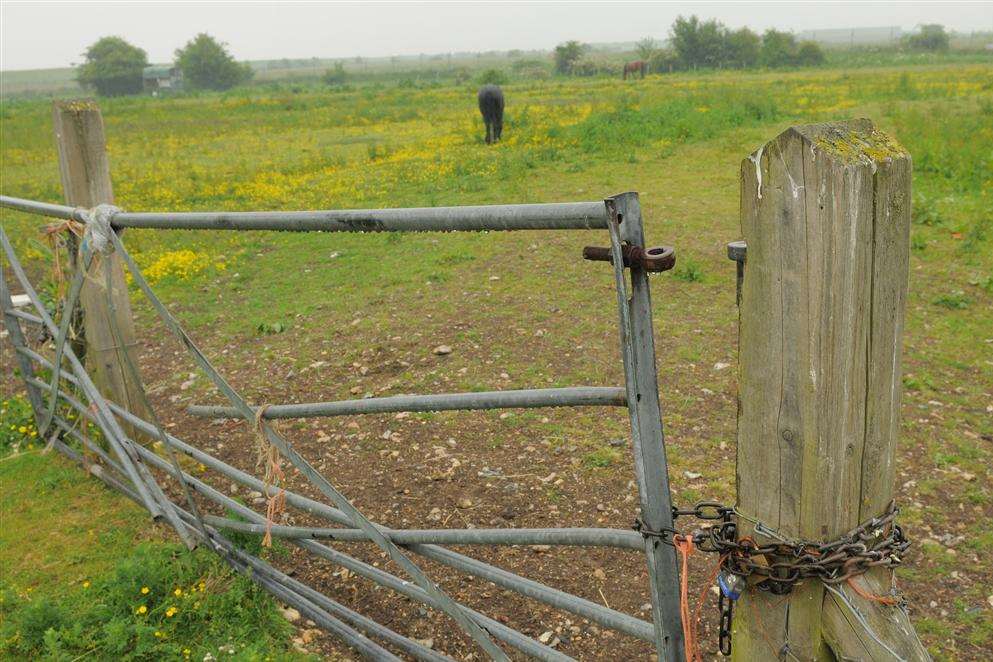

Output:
xmin=732 ymin=119 xmax=929 ymax=660
xmin=53 ymin=99 xmax=152 ymax=437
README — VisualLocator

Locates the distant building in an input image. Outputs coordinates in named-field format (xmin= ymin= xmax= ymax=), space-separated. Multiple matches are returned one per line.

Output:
xmin=798 ymin=26 xmax=902 ymax=46
xmin=143 ymin=65 xmax=183 ymax=94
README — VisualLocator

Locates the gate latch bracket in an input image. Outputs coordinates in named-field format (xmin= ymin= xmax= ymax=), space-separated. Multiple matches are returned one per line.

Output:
xmin=582 ymin=244 xmax=676 ymax=273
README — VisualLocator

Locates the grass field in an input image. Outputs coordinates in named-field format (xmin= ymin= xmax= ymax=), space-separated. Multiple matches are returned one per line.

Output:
xmin=2 ymin=62 xmax=992 ymax=659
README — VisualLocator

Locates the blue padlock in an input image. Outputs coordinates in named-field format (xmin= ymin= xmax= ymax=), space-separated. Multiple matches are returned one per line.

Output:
xmin=718 ymin=571 xmax=742 ymax=601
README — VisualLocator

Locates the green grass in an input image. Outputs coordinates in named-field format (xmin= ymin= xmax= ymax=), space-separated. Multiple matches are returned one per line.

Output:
xmin=1 ymin=60 xmax=991 ymax=656
xmin=0 ymin=452 xmax=308 ymax=660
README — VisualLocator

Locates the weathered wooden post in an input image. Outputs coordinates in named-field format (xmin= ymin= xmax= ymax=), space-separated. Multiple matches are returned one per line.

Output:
xmin=732 ymin=119 xmax=929 ymax=660
xmin=53 ymin=100 xmax=152 ymax=432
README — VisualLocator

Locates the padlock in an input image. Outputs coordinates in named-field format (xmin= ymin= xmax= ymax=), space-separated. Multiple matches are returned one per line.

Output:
xmin=718 ymin=571 xmax=743 ymax=601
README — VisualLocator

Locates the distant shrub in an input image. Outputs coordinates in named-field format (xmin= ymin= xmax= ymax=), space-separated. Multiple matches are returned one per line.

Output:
xmin=322 ymin=62 xmax=347 ymax=86
xmin=796 ymin=42 xmax=826 ymax=66
xmin=554 ymin=40 xmax=586 ymax=74
xmin=907 ymin=25 xmax=950 ymax=52
xmin=76 ymin=36 xmax=148 ymax=96
xmin=648 ymin=48 xmax=680 ymax=74
xmin=175 ymin=33 xmax=252 ymax=91
xmin=476 ymin=68 xmax=508 ymax=85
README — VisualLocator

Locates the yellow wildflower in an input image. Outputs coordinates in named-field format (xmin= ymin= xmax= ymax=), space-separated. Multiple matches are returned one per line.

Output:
xmin=18 ymin=426 xmax=27 ymax=433
xmin=141 ymin=586 xmax=150 ymax=594
xmin=82 ymin=581 xmax=90 ymax=588
xmin=166 ymin=606 xmax=178 ymax=617
xmin=137 ymin=605 xmax=148 ymax=614
xmin=173 ymin=587 xmax=183 ymax=597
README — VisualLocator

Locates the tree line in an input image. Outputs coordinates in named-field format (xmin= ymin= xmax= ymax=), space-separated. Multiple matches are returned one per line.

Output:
xmin=554 ymin=17 xmax=956 ymax=77
xmin=77 ymin=34 xmax=252 ymax=96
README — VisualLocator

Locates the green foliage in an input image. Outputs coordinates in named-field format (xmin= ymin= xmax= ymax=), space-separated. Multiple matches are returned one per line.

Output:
xmin=76 ymin=36 xmax=148 ymax=96
xmin=553 ymin=41 xmax=586 ymax=75
xmin=476 ymin=68 xmax=508 ymax=86
xmin=0 ymin=396 xmax=38 ymax=456
xmin=933 ymin=291 xmax=972 ymax=309
xmin=670 ymin=15 xmax=726 ymax=68
xmin=760 ymin=29 xmax=799 ymax=68
xmin=321 ymin=62 xmax=347 ymax=86
xmin=635 ymin=38 xmax=659 ymax=61
xmin=583 ymin=447 xmax=621 ymax=468
xmin=648 ymin=48 xmax=680 ymax=74
xmin=673 ymin=257 xmax=705 ymax=282
xmin=913 ymin=193 xmax=945 ymax=226
xmin=0 ymin=543 xmax=302 ymax=660
xmin=796 ymin=41 xmax=826 ymax=66
xmin=256 ymin=321 xmax=288 ymax=335
xmin=724 ymin=28 xmax=761 ymax=68
xmin=175 ymin=33 xmax=253 ymax=91
xmin=907 ymin=25 xmax=950 ymax=52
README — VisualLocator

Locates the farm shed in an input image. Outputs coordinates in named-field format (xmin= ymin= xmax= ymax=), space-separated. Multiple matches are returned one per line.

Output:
xmin=143 ymin=65 xmax=183 ymax=94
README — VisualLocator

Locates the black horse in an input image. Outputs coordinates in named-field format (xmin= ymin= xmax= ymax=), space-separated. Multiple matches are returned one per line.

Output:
xmin=477 ymin=84 xmax=504 ymax=144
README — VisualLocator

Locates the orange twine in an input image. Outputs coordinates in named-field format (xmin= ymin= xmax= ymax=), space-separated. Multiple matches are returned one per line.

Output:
xmin=253 ymin=404 xmax=286 ymax=548
xmin=846 ymin=575 xmax=899 ymax=606
xmin=42 ymin=219 xmax=85 ymax=299
xmin=673 ymin=534 xmax=702 ymax=662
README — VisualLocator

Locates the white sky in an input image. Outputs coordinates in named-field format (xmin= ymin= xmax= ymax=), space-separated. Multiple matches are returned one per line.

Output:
xmin=2 ymin=1 xmax=991 ymax=71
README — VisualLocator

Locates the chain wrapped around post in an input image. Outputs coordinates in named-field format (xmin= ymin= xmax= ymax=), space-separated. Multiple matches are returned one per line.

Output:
xmin=633 ymin=499 xmax=910 ymax=655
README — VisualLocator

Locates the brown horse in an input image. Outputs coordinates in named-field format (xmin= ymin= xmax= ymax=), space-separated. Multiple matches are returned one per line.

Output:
xmin=623 ymin=60 xmax=647 ymax=80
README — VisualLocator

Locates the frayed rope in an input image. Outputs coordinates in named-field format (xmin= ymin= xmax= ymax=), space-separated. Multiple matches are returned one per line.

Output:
xmin=253 ymin=404 xmax=286 ymax=548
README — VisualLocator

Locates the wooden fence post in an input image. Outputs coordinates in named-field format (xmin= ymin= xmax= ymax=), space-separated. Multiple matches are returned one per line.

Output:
xmin=53 ymin=100 xmax=152 ymax=435
xmin=732 ymin=119 xmax=929 ymax=660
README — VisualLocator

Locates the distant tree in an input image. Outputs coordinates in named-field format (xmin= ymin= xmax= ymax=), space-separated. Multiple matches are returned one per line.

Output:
xmin=175 ymin=33 xmax=252 ymax=91
xmin=907 ymin=24 xmax=950 ymax=51
xmin=554 ymin=40 xmax=586 ymax=74
xmin=724 ymin=28 xmax=761 ymax=68
xmin=322 ymin=62 xmax=347 ymax=86
xmin=760 ymin=29 xmax=799 ymax=68
xmin=476 ymin=68 xmax=509 ymax=85
xmin=648 ymin=48 xmax=680 ymax=74
xmin=76 ymin=36 xmax=148 ymax=96
xmin=669 ymin=15 xmax=726 ymax=68
xmin=796 ymin=41 xmax=826 ymax=66
xmin=635 ymin=38 xmax=659 ymax=61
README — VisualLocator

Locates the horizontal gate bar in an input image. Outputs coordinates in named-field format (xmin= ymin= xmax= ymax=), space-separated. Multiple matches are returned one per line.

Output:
xmin=50 ymin=437 xmax=444 ymax=662
xmin=50 ymin=416 xmax=573 ymax=662
xmin=188 ymin=387 xmax=627 ymax=420
xmin=7 ymin=308 xmax=43 ymax=325
xmin=0 ymin=195 xmax=609 ymax=232
xmin=203 ymin=516 xmax=644 ymax=550
xmin=24 ymin=363 xmax=655 ymax=645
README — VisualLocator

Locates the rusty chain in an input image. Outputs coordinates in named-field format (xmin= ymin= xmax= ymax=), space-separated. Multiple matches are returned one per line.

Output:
xmin=636 ymin=499 xmax=908 ymax=594
xmin=634 ymin=500 xmax=909 ymax=654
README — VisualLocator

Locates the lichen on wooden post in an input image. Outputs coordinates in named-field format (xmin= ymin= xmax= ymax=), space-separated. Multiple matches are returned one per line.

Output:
xmin=732 ymin=119 xmax=929 ymax=660
xmin=52 ymin=99 xmax=152 ymax=438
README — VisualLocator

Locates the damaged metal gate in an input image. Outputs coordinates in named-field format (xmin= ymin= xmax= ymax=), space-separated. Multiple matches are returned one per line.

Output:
xmin=0 ymin=191 xmax=686 ymax=661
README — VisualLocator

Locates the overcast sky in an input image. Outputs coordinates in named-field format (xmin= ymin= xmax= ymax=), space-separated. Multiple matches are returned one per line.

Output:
xmin=2 ymin=1 xmax=991 ymax=71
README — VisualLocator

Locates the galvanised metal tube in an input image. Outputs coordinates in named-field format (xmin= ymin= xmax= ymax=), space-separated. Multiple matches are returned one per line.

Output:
xmin=115 ymin=429 xmax=573 ymax=662
xmin=33 ymin=375 xmax=574 ymax=660
xmin=0 ymin=195 xmax=86 ymax=221
xmin=6 ymin=308 xmax=43 ymax=325
xmin=203 ymin=516 xmax=644 ymax=550
xmin=51 ymin=424 xmax=449 ymax=662
xmin=188 ymin=387 xmax=627 ymax=420
xmin=55 ymin=435 xmax=404 ymax=662
xmin=28 ymin=366 xmax=655 ymax=646
xmin=1 ymin=228 xmax=171 ymax=522
xmin=1 ymin=195 xmax=609 ymax=232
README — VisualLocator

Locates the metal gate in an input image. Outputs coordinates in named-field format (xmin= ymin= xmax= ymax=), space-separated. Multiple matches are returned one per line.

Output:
xmin=1 ymin=191 xmax=686 ymax=661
